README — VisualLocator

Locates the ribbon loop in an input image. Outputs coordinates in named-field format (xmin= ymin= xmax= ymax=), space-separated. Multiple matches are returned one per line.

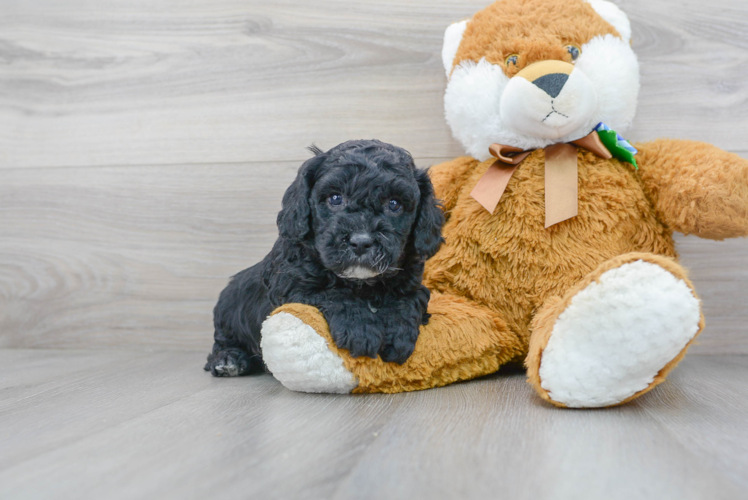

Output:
xmin=488 ymin=144 xmax=533 ymax=165
xmin=470 ymin=125 xmax=632 ymax=227
xmin=571 ymin=133 xmax=612 ymax=160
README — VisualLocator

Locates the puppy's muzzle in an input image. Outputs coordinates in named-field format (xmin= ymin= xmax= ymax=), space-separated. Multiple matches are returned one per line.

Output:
xmin=349 ymin=232 xmax=374 ymax=256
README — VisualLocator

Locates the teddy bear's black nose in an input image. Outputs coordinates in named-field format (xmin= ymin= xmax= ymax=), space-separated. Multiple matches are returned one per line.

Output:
xmin=349 ymin=232 xmax=374 ymax=256
xmin=533 ymin=73 xmax=569 ymax=98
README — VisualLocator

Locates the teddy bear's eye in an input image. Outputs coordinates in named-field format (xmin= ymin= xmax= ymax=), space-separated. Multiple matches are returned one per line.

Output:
xmin=566 ymin=45 xmax=581 ymax=62
xmin=505 ymin=54 xmax=519 ymax=67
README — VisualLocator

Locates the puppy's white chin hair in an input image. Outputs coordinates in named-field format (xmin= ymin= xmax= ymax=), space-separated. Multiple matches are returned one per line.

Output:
xmin=338 ymin=266 xmax=381 ymax=280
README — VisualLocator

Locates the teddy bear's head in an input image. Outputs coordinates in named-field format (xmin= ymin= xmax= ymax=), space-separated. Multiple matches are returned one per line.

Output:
xmin=442 ymin=0 xmax=639 ymax=161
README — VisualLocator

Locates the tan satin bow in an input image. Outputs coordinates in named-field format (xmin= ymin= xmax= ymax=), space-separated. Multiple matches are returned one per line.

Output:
xmin=470 ymin=131 xmax=613 ymax=228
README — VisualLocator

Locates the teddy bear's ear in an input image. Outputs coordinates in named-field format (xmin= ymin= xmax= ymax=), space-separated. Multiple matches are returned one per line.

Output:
xmin=441 ymin=20 xmax=469 ymax=77
xmin=586 ymin=0 xmax=632 ymax=43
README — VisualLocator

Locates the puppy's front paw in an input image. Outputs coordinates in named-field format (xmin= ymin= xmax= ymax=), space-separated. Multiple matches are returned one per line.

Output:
xmin=335 ymin=328 xmax=383 ymax=359
xmin=379 ymin=342 xmax=415 ymax=365
xmin=327 ymin=315 xmax=384 ymax=359
xmin=379 ymin=324 xmax=418 ymax=364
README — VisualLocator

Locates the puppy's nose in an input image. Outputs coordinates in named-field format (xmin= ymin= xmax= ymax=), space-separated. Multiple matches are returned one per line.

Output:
xmin=532 ymin=73 xmax=569 ymax=98
xmin=349 ymin=232 xmax=374 ymax=256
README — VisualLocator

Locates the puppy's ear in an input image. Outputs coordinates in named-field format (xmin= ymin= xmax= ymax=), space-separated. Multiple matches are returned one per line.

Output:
xmin=412 ymin=168 xmax=445 ymax=261
xmin=277 ymin=154 xmax=325 ymax=242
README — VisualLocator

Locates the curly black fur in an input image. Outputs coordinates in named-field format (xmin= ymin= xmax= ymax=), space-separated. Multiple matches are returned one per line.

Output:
xmin=205 ymin=140 xmax=445 ymax=377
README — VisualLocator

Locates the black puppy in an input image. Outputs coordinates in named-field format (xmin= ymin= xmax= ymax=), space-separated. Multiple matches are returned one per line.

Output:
xmin=204 ymin=140 xmax=444 ymax=376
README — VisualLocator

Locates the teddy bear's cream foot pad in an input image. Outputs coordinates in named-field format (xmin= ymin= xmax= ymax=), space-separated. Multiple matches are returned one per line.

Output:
xmin=261 ymin=312 xmax=358 ymax=394
xmin=538 ymin=260 xmax=702 ymax=408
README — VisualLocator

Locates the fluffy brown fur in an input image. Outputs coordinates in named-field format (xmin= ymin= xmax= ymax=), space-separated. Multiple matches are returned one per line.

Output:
xmin=452 ymin=0 xmax=619 ymax=77
xmin=637 ymin=140 xmax=748 ymax=240
xmin=424 ymin=149 xmax=679 ymax=351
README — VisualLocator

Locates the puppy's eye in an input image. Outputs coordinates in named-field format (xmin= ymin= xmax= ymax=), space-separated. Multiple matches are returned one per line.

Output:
xmin=328 ymin=194 xmax=344 ymax=207
xmin=387 ymin=199 xmax=402 ymax=213
xmin=505 ymin=54 xmax=519 ymax=67
xmin=566 ymin=45 xmax=581 ymax=62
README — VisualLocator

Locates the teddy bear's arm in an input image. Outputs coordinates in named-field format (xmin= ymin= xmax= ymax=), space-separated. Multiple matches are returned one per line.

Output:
xmin=427 ymin=156 xmax=480 ymax=221
xmin=635 ymin=139 xmax=748 ymax=240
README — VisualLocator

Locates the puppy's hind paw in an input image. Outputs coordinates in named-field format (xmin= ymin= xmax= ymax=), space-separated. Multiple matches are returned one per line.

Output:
xmin=212 ymin=362 xmax=239 ymax=377
xmin=261 ymin=306 xmax=358 ymax=394
xmin=204 ymin=348 xmax=261 ymax=377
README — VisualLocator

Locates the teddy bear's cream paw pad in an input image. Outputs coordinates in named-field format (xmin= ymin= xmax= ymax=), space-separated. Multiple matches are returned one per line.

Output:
xmin=538 ymin=260 xmax=701 ymax=408
xmin=260 ymin=312 xmax=358 ymax=394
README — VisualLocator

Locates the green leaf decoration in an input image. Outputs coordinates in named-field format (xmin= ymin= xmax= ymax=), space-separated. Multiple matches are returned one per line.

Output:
xmin=596 ymin=128 xmax=638 ymax=169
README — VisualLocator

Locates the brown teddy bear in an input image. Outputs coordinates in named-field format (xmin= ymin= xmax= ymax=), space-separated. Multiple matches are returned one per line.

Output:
xmin=259 ymin=0 xmax=748 ymax=407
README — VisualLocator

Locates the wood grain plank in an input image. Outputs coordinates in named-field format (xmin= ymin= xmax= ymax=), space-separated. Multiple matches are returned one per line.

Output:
xmin=676 ymin=234 xmax=748 ymax=354
xmin=0 ymin=161 xmax=298 ymax=350
xmin=0 ymin=349 xmax=143 ymax=408
xmin=1 ymin=161 xmax=747 ymax=352
xmin=640 ymin=356 xmax=748 ymax=489
xmin=0 ymin=350 xmax=221 ymax=470
xmin=0 ymin=350 xmax=746 ymax=500
xmin=332 ymin=362 xmax=748 ymax=500
xmin=1 ymin=0 xmax=748 ymax=168
xmin=0 ymin=349 xmax=405 ymax=500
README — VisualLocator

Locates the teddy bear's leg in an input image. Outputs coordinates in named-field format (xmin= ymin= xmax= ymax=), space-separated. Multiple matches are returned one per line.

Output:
xmin=526 ymin=253 xmax=705 ymax=408
xmin=260 ymin=292 xmax=524 ymax=394
xmin=258 ymin=303 xmax=356 ymax=394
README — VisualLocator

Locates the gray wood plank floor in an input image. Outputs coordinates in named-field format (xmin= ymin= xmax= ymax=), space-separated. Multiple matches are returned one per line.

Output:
xmin=1 ymin=349 xmax=747 ymax=500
